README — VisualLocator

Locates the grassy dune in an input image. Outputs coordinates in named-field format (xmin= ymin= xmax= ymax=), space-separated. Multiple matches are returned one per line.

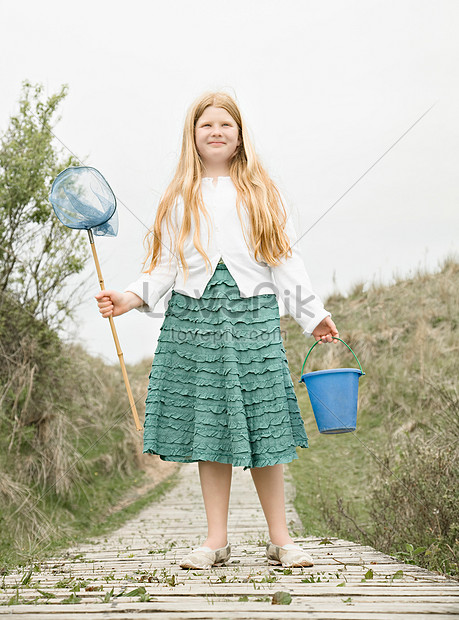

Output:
xmin=285 ymin=254 xmax=459 ymax=577
xmin=0 ymin=299 xmax=180 ymax=570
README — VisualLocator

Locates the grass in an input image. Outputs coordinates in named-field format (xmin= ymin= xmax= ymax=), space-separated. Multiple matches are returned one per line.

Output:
xmin=0 ymin=293 xmax=182 ymax=571
xmin=0 ymin=461 xmax=182 ymax=571
xmin=284 ymin=253 xmax=459 ymax=578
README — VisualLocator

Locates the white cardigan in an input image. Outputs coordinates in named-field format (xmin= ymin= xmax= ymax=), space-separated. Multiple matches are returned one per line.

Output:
xmin=125 ymin=177 xmax=331 ymax=337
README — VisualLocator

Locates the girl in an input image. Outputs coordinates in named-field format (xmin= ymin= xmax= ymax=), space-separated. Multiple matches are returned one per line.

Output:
xmin=95 ymin=91 xmax=339 ymax=570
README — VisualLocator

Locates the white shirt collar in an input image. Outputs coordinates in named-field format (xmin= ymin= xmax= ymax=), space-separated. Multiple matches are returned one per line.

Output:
xmin=202 ymin=176 xmax=232 ymax=182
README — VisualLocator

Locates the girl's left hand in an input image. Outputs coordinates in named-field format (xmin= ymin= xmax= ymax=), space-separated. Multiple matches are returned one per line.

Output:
xmin=312 ymin=316 xmax=339 ymax=344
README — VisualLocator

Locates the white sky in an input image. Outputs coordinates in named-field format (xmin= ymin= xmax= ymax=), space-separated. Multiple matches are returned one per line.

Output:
xmin=1 ymin=0 xmax=458 ymax=365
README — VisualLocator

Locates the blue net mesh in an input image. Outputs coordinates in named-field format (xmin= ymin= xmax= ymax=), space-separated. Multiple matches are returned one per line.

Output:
xmin=49 ymin=166 xmax=118 ymax=237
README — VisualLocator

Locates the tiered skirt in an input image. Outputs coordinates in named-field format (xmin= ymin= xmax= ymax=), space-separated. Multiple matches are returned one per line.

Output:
xmin=143 ymin=260 xmax=309 ymax=470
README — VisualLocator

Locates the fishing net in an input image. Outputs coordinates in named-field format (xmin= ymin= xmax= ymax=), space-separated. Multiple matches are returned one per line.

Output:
xmin=49 ymin=166 xmax=118 ymax=236
xmin=48 ymin=165 xmax=141 ymax=431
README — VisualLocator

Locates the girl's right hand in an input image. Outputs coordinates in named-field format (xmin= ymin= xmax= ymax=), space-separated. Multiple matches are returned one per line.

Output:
xmin=95 ymin=290 xmax=143 ymax=318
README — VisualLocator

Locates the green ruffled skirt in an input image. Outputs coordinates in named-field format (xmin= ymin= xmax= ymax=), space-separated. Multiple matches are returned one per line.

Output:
xmin=143 ymin=260 xmax=309 ymax=470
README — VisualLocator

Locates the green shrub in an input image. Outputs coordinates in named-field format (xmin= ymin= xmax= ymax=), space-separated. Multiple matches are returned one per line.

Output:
xmin=290 ymin=254 xmax=459 ymax=578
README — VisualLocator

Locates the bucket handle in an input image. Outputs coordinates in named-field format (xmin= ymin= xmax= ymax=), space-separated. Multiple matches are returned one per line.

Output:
xmin=299 ymin=337 xmax=365 ymax=381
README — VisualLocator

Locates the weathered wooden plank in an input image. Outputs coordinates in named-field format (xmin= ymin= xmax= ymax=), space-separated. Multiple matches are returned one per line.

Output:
xmin=1 ymin=592 xmax=459 ymax=605
xmin=1 ymin=600 xmax=459 ymax=614
xmin=0 ymin=607 xmax=456 ymax=620
xmin=0 ymin=614 xmax=457 ymax=620
xmin=3 ymin=586 xmax=458 ymax=596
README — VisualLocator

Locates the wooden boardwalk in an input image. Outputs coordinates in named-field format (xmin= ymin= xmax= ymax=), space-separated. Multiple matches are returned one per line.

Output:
xmin=1 ymin=461 xmax=458 ymax=618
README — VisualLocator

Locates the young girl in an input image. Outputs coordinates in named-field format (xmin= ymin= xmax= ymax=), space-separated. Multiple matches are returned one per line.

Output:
xmin=95 ymin=91 xmax=339 ymax=570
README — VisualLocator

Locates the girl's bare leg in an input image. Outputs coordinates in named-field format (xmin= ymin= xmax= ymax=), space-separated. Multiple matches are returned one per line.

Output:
xmin=250 ymin=463 xmax=295 ymax=546
xmin=198 ymin=461 xmax=232 ymax=550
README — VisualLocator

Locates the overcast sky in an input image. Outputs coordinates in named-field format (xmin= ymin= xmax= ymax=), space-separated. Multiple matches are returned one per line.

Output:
xmin=1 ymin=0 xmax=457 ymax=365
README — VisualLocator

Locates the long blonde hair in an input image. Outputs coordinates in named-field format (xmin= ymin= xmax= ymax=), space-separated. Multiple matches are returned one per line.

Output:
xmin=142 ymin=91 xmax=293 ymax=280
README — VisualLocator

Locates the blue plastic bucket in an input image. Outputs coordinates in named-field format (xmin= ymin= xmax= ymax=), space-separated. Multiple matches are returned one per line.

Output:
xmin=299 ymin=337 xmax=365 ymax=434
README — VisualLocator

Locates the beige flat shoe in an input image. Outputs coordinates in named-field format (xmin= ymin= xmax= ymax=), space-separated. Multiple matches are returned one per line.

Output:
xmin=266 ymin=541 xmax=314 ymax=567
xmin=179 ymin=542 xmax=231 ymax=569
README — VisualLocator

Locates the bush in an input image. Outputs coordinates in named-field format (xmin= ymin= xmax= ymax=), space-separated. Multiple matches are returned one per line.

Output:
xmin=368 ymin=383 xmax=459 ymax=575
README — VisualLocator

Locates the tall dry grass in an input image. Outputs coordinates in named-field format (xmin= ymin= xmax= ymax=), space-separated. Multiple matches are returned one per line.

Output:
xmin=0 ymin=292 xmax=146 ymax=564
xmin=289 ymin=253 xmax=459 ymax=576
